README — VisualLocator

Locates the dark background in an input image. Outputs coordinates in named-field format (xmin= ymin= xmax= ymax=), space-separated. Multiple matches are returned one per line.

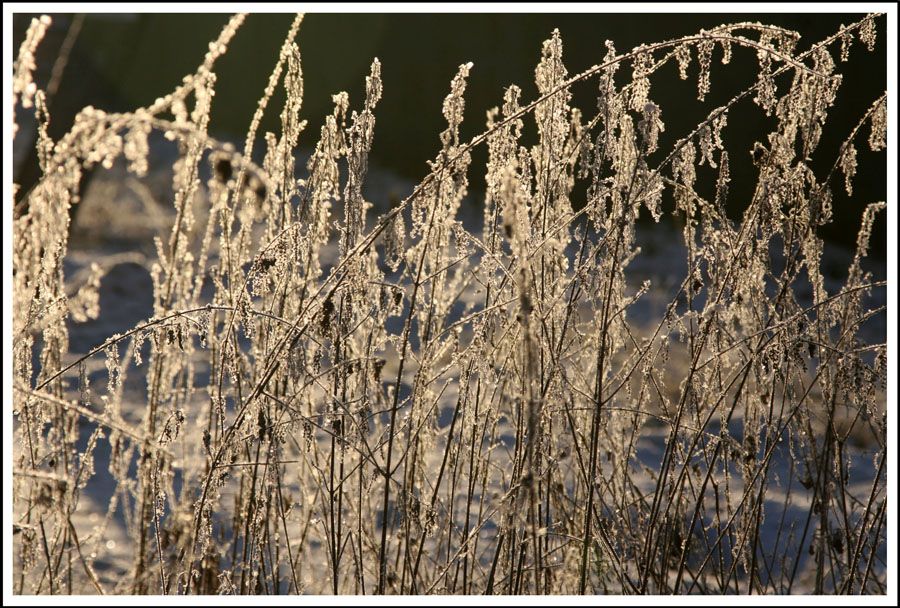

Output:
xmin=12 ymin=12 xmax=887 ymax=258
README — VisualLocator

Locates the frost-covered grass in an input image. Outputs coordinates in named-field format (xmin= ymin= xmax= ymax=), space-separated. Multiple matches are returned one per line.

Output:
xmin=11 ymin=13 xmax=887 ymax=595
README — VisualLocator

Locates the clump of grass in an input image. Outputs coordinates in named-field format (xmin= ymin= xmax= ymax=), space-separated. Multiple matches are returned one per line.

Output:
xmin=12 ymin=12 xmax=887 ymax=595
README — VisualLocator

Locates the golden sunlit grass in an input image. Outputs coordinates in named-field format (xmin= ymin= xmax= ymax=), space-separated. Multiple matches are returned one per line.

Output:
xmin=12 ymin=12 xmax=887 ymax=595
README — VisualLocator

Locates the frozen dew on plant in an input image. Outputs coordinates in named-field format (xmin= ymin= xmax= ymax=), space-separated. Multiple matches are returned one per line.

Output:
xmin=10 ymin=12 xmax=887 ymax=596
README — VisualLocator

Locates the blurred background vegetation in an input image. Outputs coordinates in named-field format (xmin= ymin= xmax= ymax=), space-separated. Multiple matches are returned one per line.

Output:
xmin=12 ymin=12 xmax=886 ymax=257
